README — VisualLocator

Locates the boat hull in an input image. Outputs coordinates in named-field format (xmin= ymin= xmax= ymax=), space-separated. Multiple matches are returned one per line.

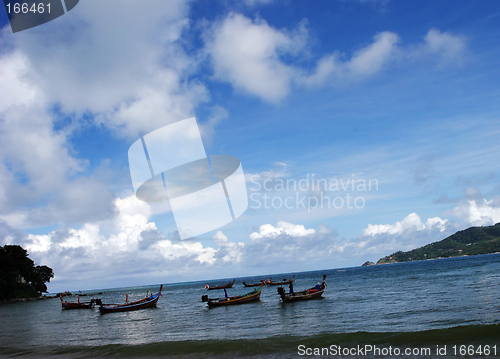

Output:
xmin=60 ymin=296 xmax=100 ymax=310
xmin=206 ymin=279 xmax=236 ymax=290
xmin=204 ymin=287 xmax=262 ymax=307
xmin=279 ymin=288 xmax=325 ymax=302
xmin=62 ymin=303 xmax=94 ymax=310
xmin=99 ymin=286 xmax=162 ymax=314
xmin=99 ymin=295 xmax=159 ymax=313
xmin=266 ymin=275 xmax=295 ymax=286
xmin=243 ymin=282 xmax=263 ymax=287
xmin=277 ymin=275 xmax=326 ymax=303
xmin=267 ymin=280 xmax=294 ymax=286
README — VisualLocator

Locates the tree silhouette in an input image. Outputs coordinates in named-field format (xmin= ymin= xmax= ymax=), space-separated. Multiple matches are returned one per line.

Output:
xmin=0 ymin=245 xmax=54 ymax=301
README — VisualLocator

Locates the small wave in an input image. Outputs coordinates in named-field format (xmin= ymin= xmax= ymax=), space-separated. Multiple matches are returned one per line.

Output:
xmin=2 ymin=323 xmax=499 ymax=358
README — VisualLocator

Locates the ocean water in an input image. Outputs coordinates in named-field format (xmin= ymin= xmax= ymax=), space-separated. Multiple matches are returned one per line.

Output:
xmin=0 ymin=253 xmax=499 ymax=358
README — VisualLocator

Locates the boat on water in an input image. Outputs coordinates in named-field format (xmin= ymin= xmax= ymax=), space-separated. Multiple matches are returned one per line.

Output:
xmin=266 ymin=274 xmax=295 ymax=286
xmin=205 ymin=279 xmax=235 ymax=290
xmin=60 ymin=296 xmax=102 ymax=310
xmin=99 ymin=285 xmax=163 ymax=314
xmin=201 ymin=285 xmax=263 ymax=307
xmin=242 ymin=280 xmax=264 ymax=287
xmin=277 ymin=275 xmax=326 ymax=303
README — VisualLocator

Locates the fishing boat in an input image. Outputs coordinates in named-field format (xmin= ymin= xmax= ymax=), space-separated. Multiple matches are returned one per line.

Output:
xmin=277 ymin=275 xmax=326 ymax=303
xmin=205 ymin=279 xmax=235 ymax=290
xmin=60 ymin=296 xmax=102 ymax=310
xmin=242 ymin=280 xmax=264 ymax=287
xmin=266 ymin=274 xmax=295 ymax=286
xmin=201 ymin=285 xmax=263 ymax=307
xmin=99 ymin=285 xmax=162 ymax=314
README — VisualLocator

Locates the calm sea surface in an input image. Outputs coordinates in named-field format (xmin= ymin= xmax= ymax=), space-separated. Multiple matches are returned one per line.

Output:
xmin=1 ymin=253 xmax=499 ymax=358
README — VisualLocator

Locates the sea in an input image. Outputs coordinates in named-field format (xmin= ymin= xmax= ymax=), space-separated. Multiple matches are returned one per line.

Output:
xmin=0 ymin=253 xmax=499 ymax=358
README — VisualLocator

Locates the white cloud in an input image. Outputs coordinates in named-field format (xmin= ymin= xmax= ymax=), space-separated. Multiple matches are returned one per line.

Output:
xmin=205 ymin=14 xmax=466 ymax=101
xmin=422 ymin=28 xmax=466 ymax=65
xmin=301 ymin=31 xmax=400 ymax=87
xmin=198 ymin=105 xmax=229 ymax=147
xmin=244 ymin=0 xmax=273 ymax=6
xmin=364 ymin=212 xmax=424 ymax=236
xmin=450 ymin=196 xmax=500 ymax=226
xmin=363 ymin=212 xmax=449 ymax=236
xmin=2 ymin=0 xmax=208 ymax=139
xmin=19 ymin=194 xmax=224 ymax=289
xmin=213 ymin=230 xmax=245 ymax=263
xmin=250 ymin=220 xmax=315 ymax=240
xmin=205 ymin=13 xmax=304 ymax=102
xmin=347 ymin=31 xmax=400 ymax=77
xmin=0 ymin=0 xmax=213 ymax=229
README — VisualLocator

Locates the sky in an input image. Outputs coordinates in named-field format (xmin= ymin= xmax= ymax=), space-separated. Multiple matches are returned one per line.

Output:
xmin=0 ymin=0 xmax=499 ymax=293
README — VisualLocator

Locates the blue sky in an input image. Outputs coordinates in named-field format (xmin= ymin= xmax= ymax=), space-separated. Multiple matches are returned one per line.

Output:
xmin=0 ymin=0 xmax=499 ymax=292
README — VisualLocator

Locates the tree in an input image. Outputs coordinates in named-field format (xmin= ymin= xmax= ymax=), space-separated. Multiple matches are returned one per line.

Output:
xmin=0 ymin=245 xmax=54 ymax=301
xmin=30 ymin=265 xmax=54 ymax=293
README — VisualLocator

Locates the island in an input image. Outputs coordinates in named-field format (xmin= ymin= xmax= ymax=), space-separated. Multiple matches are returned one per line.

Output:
xmin=0 ymin=245 xmax=54 ymax=302
xmin=376 ymin=222 xmax=500 ymax=264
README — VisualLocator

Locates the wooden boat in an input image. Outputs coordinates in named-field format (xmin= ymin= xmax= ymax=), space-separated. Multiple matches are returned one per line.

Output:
xmin=242 ymin=280 xmax=264 ymax=287
xmin=201 ymin=285 xmax=263 ymax=307
xmin=266 ymin=274 xmax=295 ymax=286
xmin=205 ymin=279 xmax=235 ymax=290
xmin=277 ymin=275 xmax=326 ymax=303
xmin=60 ymin=296 xmax=102 ymax=310
xmin=99 ymin=285 xmax=162 ymax=314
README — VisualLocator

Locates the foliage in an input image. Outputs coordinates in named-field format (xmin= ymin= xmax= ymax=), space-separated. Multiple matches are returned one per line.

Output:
xmin=0 ymin=245 xmax=54 ymax=301
xmin=377 ymin=223 xmax=500 ymax=264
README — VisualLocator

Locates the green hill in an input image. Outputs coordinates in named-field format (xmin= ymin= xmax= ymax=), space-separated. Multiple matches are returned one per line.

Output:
xmin=376 ymin=222 xmax=500 ymax=264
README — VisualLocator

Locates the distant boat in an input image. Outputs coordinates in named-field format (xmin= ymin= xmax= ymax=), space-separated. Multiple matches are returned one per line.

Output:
xmin=242 ymin=280 xmax=264 ymax=287
xmin=277 ymin=275 xmax=326 ymax=303
xmin=99 ymin=285 xmax=162 ymax=314
xmin=205 ymin=279 xmax=235 ymax=290
xmin=57 ymin=291 xmax=72 ymax=297
xmin=60 ymin=296 xmax=101 ymax=310
xmin=266 ymin=274 xmax=295 ymax=286
xmin=201 ymin=284 xmax=263 ymax=307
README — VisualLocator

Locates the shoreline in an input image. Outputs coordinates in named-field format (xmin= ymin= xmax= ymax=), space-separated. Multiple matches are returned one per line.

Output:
xmin=0 ymin=295 xmax=56 ymax=305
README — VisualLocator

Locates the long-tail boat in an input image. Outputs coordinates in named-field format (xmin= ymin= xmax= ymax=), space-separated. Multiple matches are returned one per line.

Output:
xmin=99 ymin=285 xmax=162 ymax=314
xmin=277 ymin=275 xmax=326 ymax=303
xmin=60 ymin=296 xmax=102 ymax=310
xmin=201 ymin=284 xmax=263 ymax=307
xmin=205 ymin=279 xmax=235 ymax=290
xmin=242 ymin=280 xmax=264 ymax=287
xmin=266 ymin=274 xmax=295 ymax=286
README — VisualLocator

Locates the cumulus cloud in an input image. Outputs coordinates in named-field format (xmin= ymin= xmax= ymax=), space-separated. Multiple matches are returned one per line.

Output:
xmin=421 ymin=28 xmax=467 ymax=65
xmin=20 ymin=195 xmax=222 ymax=289
xmin=448 ymin=188 xmax=500 ymax=226
xmin=363 ymin=212 xmax=448 ymax=236
xmin=205 ymin=13 xmax=307 ymax=102
xmin=249 ymin=220 xmax=315 ymax=240
xmin=0 ymin=220 xmax=24 ymax=246
xmin=0 ymin=51 xmax=119 ymax=228
xmin=4 ymin=0 xmax=206 ymax=138
xmin=0 ymin=0 xmax=214 ymax=229
xmin=243 ymin=221 xmax=342 ymax=266
xmin=205 ymin=14 xmax=466 ymax=101
xmin=346 ymin=213 xmax=454 ymax=258
xmin=213 ymin=231 xmax=245 ymax=263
